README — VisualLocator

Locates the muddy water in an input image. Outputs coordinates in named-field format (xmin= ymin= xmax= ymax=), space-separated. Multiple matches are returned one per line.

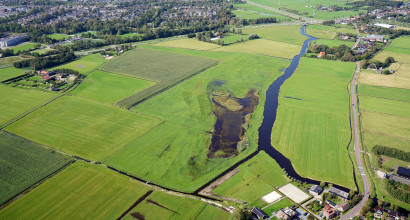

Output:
xmin=208 ymin=89 xmax=259 ymax=158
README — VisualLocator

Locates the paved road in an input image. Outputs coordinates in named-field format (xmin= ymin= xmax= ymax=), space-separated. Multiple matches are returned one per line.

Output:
xmin=340 ymin=62 xmax=370 ymax=220
xmin=351 ymin=23 xmax=361 ymax=50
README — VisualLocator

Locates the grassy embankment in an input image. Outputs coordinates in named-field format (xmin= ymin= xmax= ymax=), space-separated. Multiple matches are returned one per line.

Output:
xmin=271 ymin=58 xmax=356 ymax=189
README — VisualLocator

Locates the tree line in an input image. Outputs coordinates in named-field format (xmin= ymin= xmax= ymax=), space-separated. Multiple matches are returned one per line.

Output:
xmin=14 ymin=52 xmax=76 ymax=70
xmin=372 ymin=145 xmax=410 ymax=162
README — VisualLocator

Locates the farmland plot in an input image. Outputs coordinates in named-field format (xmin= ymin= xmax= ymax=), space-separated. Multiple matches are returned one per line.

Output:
xmin=241 ymin=25 xmax=307 ymax=45
xmin=0 ymin=67 xmax=27 ymax=82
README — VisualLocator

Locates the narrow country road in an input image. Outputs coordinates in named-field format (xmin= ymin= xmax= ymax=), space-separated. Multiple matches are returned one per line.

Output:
xmin=351 ymin=23 xmax=361 ymax=50
xmin=340 ymin=62 xmax=370 ymax=220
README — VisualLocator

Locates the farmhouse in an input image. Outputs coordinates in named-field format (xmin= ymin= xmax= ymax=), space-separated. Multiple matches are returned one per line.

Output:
xmin=275 ymin=207 xmax=297 ymax=220
xmin=309 ymin=185 xmax=323 ymax=196
xmin=323 ymin=204 xmax=336 ymax=219
xmin=317 ymin=52 xmax=326 ymax=58
xmin=364 ymin=35 xmax=384 ymax=42
xmin=251 ymin=207 xmax=268 ymax=219
xmin=329 ymin=186 xmax=349 ymax=201
xmin=336 ymin=203 xmax=350 ymax=212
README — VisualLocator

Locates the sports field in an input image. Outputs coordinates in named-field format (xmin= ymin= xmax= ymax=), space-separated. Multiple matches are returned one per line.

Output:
xmin=0 ymin=85 xmax=55 ymax=125
xmin=122 ymin=191 xmax=228 ymax=220
xmin=0 ymin=67 xmax=27 ymax=82
xmin=212 ymin=152 xmax=288 ymax=205
xmin=6 ymin=96 xmax=162 ymax=161
xmin=312 ymin=39 xmax=354 ymax=48
xmin=155 ymin=38 xmax=221 ymax=51
xmin=271 ymin=58 xmax=356 ymax=189
xmin=212 ymin=39 xmax=301 ymax=59
xmin=11 ymin=43 xmax=38 ymax=53
xmin=47 ymin=34 xmax=72 ymax=40
xmin=0 ymin=131 xmax=71 ymax=205
xmin=69 ymin=70 xmax=155 ymax=104
xmin=51 ymin=53 xmax=106 ymax=74
xmin=242 ymin=25 xmax=306 ymax=45
xmin=0 ymin=162 xmax=150 ymax=219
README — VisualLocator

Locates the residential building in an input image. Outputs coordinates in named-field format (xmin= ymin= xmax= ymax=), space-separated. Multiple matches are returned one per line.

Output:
xmin=329 ymin=186 xmax=349 ymax=201
xmin=323 ymin=205 xmax=336 ymax=219
xmin=251 ymin=207 xmax=268 ymax=219
xmin=336 ymin=203 xmax=350 ymax=212
xmin=309 ymin=185 xmax=323 ymax=196
xmin=317 ymin=51 xmax=326 ymax=58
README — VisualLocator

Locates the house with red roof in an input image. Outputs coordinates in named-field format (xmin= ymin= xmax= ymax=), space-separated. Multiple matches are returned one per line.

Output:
xmin=323 ymin=205 xmax=336 ymax=219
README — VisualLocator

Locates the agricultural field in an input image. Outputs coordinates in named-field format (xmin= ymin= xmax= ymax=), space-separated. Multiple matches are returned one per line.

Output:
xmin=122 ymin=191 xmax=229 ymax=220
xmin=358 ymin=85 xmax=410 ymax=152
xmin=6 ymin=96 xmax=162 ymax=161
xmin=362 ymin=36 xmax=410 ymax=89
xmin=0 ymin=56 xmax=27 ymax=68
xmin=0 ymin=162 xmax=150 ymax=219
xmin=0 ymin=131 xmax=71 ymax=205
xmin=50 ymin=53 xmax=107 ymax=74
xmin=47 ymin=34 xmax=72 ymax=40
xmin=0 ymin=66 xmax=27 ymax=82
xmin=306 ymin=24 xmax=358 ymax=39
xmin=69 ymin=70 xmax=155 ymax=104
xmin=212 ymin=39 xmax=301 ymax=59
xmin=314 ymin=10 xmax=365 ymax=20
xmin=0 ymin=85 xmax=55 ymax=125
xmin=217 ymin=33 xmax=248 ymax=45
xmin=232 ymin=9 xmax=277 ymax=20
xmin=100 ymin=47 xmax=218 ymax=108
xmin=242 ymin=25 xmax=307 ymax=45
xmin=312 ymin=39 xmax=354 ymax=47
xmin=11 ymin=43 xmax=38 ymax=53
xmin=155 ymin=38 xmax=221 ymax=51
xmin=106 ymin=46 xmax=290 ymax=192
xmin=271 ymin=58 xmax=356 ymax=189
xmin=120 ymin=33 xmax=143 ymax=38
xmin=212 ymin=152 xmax=289 ymax=206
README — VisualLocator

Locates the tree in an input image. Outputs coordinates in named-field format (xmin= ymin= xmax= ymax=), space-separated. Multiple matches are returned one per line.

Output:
xmin=383 ymin=69 xmax=391 ymax=75
xmin=341 ymin=53 xmax=355 ymax=62
xmin=320 ymin=181 xmax=325 ymax=188
xmin=384 ymin=56 xmax=395 ymax=65
xmin=230 ymin=208 xmax=249 ymax=220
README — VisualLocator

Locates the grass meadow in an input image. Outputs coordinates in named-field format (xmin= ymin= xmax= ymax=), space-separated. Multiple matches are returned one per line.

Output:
xmin=0 ymin=85 xmax=55 ymax=125
xmin=306 ymin=25 xmax=357 ymax=39
xmin=11 ymin=43 xmax=38 ymax=53
xmin=155 ymin=38 xmax=221 ymax=51
xmin=47 ymin=34 xmax=72 ymax=40
xmin=122 ymin=191 xmax=229 ymax=220
xmin=69 ymin=70 xmax=155 ymax=104
xmin=242 ymin=25 xmax=307 ymax=45
xmin=213 ymin=152 xmax=289 ymax=206
xmin=106 ymin=46 xmax=290 ymax=192
xmin=6 ymin=96 xmax=162 ymax=161
xmin=232 ymin=9 xmax=277 ymax=20
xmin=50 ymin=53 xmax=106 ymax=74
xmin=0 ymin=131 xmax=71 ymax=205
xmin=312 ymin=39 xmax=354 ymax=48
xmin=0 ymin=162 xmax=150 ymax=219
xmin=212 ymin=39 xmax=301 ymax=59
xmin=359 ymin=84 xmax=410 ymax=102
xmin=0 ymin=56 xmax=26 ymax=68
xmin=0 ymin=67 xmax=27 ymax=82
xmin=271 ymin=58 xmax=356 ymax=189
xmin=263 ymin=198 xmax=293 ymax=216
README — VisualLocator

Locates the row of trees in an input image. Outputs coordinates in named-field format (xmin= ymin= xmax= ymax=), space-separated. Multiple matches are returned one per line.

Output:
xmin=372 ymin=145 xmax=409 ymax=162
xmin=14 ymin=52 xmax=76 ymax=70
xmin=385 ymin=180 xmax=410 ymax=204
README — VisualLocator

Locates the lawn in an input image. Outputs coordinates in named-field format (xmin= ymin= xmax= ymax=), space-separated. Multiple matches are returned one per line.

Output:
xmin=263 ymin=198 xmax=294 ymax=216
xmin=0 ymin=161 xmax=150 ymax=219
xmin=50 ymin=53 xmax=106 ymax=74
xmin=271 ymin=58 xmax=356 ymax=189
xmin=155 ymin=38 xmax=221 ymax=51
xmin=242 ymin=25 xmax=307 ymax=45
xmin=122 ymin=191 xmax=228 ymax=220
xmin=212 ymin=39 xmax=301 ymax=59
xmin=0 ymin=85 xmax=55 ymax=125
xmin=69 ymin=70 xmax=155 ymax=104
xmin=0 ymin=66 xmax=27 ymax=82
xmin=11 ymin=43 xmax=38 ymax=53
xmin=0 ymin=131 xmax=71 ymax=205
xmin=212 ymin=152 xmax=289 ymax=205
xmin=47 ymin=34 xmax=72 ymax=40
xmin=6 ymin=96 xmax=162 ymax=161
xmin=100 ymin=47 xmax=218 ymax=108
xmin=312 ymin=39 xmax=354 ymax=48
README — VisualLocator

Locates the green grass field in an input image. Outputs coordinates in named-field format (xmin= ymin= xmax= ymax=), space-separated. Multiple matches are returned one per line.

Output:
xmin=0 ymin=85 xmax=55 ymax=125
xmin=155 ymin=38 xmax=221 ymax=51
xmin=263 ymin=198 xmax=293 ymax=216
xmin=312 ymin=39 xmax=354 ymax=48
xmin=213 ymin=152 xmax=289 ymax=205
xmin=11 ymin=43 xmax=38 ymax=53
xmin=0 ymin=161 xmax=150 ymax=219
xmin=69 ymin=70 xmax=155 ymax=104
xmin=6 ymin=96 xmax=162 ymax=161
xmin=0 ymin=56 xmax=27 ymax=68
xmin=0 ymin=67 xmax=27 ymax=82
xmin=306 ymin=25 xmax=357 ymax=39
xmin=122 ymin=191 xmax=229 ymax=220
xmin=31 ymin=48 xmax=52 ymax=54
xmin=218 ymin=33 xmax=248 ymax=45
xmin=120 ymin=33 xmax=143 ymax=38
xmin=47 ymin=34 xmax=72 ymax=40
xmin=388 ymin=36 xmax=410 ymax=49
xmin=359 ymin=84 xmax=410 ymax=102
xmin=271 ymin=58 xmax=356 ymax=189
xmin=242 ymin=25 xmax=306 ymax=45
xmin=233 ymin=9 xmax=277 ymax=20
xmin=212 ymin=39 xmax=301 ymax=59
xmin=0 ymin=131 xmax=71 ymax=205
xmin=50 ymin=53 xmax=106 ymax=74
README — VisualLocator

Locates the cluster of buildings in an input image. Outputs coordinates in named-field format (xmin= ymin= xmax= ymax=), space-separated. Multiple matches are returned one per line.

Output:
xmin=0 ymin=34 xmax=27 ymax=48
xmin=37 ymin=70 xmax=77 ymax=91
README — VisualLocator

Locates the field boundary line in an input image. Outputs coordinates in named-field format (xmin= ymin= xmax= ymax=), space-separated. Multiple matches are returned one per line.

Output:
xmin=358 ymin=94 xmax=410 ymax=103
xmin=360 ymin=108 xmax=410 ymax=119
xmin=0 ymin=160 xmax=75 ymax=210
xmin=96 ymin=69 xmax=159 ymax=83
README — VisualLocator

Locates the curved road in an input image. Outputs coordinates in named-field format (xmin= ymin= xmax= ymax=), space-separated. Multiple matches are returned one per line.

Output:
xmin=340 ymin=62 xmax=370 ymax=219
